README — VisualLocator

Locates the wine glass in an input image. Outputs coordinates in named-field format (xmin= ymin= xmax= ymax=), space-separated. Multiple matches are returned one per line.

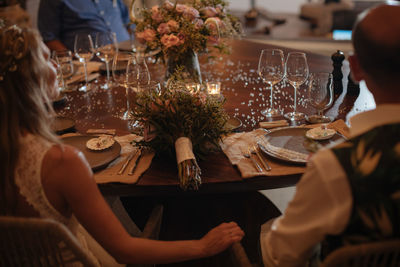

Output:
xmin=95 ymin=32 xmax=117 ymax=89
xmin=74 ymin=33 xmax=94 ymax=92
xmin=307 ymin=72 xmax=334 ymax=124
xmin=284 ymin=52 xmax=309 ymax=121
xmin=125 ymin=54 xmax=150 ymax=133
xmin=258 ymin=49 xmax=285 ymax=117
xmin=113 ymin=51 xmax=135 ymax=120
xmin=52 ymin=50 xmax=74 ymax=92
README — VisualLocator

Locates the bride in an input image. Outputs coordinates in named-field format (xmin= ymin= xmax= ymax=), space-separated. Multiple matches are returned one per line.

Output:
xmin=0 ymin=23 xmax=244 ymax=266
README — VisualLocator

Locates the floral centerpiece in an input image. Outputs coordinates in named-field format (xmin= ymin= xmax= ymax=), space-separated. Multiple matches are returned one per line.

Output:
xmin=133 ymin=82 xmax=230 ymax=190
xmin=131 ymin=0 xmax=242 ymax=83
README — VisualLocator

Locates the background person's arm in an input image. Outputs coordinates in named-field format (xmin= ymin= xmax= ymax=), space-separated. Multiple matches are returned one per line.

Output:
xmin=45 ymin=39 xmax=67 ymax=52
xmin=38 ymin=0 xmax=65 ymax=51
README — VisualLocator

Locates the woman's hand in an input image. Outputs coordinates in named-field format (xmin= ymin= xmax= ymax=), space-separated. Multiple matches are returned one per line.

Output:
xmin=198 ymin=221 xmax=244 ymax=257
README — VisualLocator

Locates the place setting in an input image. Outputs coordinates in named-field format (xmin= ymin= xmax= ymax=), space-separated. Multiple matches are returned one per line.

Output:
xmin=59 ymin=130 xmax=155 ymax=184
xmin=219 ymin=48 xmax=350 ymax=179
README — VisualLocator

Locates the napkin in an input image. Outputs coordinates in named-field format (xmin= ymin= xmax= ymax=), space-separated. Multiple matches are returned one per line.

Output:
xmin=65 ymin=61 xmax=103 ymax=85
xmin=94 ymin=134 xmax=155 ymax=184
xmin=305 ymin=119 xmax=350 ymax=139
xmin=86 ymin=129 xmax=117 ymax=135
xmin=259 ymin=120 xmax=289 ymax=129
xmin=60 ymin=133 xmax=154 ymax=184
xmin=220 ymin=129 xmax=306 ymax=178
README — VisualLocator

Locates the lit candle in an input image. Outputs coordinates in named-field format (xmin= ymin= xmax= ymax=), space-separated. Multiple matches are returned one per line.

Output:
xmin=185 ymin=83 xmax=201 ymax=94
xmin=206 ymin=81 xmax=221 ymax=96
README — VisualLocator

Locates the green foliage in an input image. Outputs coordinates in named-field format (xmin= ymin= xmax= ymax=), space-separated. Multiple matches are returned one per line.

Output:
xmin=133 ymin=84 xmax=230 ymax=159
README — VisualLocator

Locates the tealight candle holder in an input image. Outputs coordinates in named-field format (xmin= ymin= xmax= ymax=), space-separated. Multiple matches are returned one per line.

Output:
xmin=206 ymin=81 xmax=221 ymax=96
xmin=185 ymin=82 xmax=201 ymax=94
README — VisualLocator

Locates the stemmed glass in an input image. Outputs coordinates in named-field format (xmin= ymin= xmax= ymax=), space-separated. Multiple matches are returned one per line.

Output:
xmin=124 ymin=54 xmax=151 ymax=132
xmin=258 ymin=49 xmax=285 ymax=117
xmin=307 ymin=72 xmax=334 ymax=123
xmin=113 ymin=51 xmax=135 ymax=120
xmin=52 ymin=50 xmax=74 ymax=92
xmin=284 ymin=52 xmax=309 ymax=121
xmin=95 ymin=32 xmax=117 ymax=89
xmin=74 ymin=33 xmax=94 ymax=92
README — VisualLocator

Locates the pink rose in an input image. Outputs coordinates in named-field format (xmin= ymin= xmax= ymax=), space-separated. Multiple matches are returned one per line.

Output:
xmin=157 ymin=23 xmax=170 ymax=34
xmin=183 ymin=7 xmax=199 ymax=21
xmin=175 ymin=4 xmax=187 ymax=13
xmin=177 ymin=33 xmax=185 ymax=45
xmin=151 ymin=6 xmax=163 ymax=23
xmin=161 ymin=34 xmax=180 ymax=48
xmin=205 ymin=17 xmax=223 ymax=35
xmin=163 ymin=0 xmax=174 ymax=10
xmin=201 ymin=7 xmax=218 ymax=18
xmin=136 ymin=28 xmax=157 ymax=42
xmin=194 ymin=19 xmax=204 ymax=30
xmin=167 ymin=20 xmax=179 ymax=31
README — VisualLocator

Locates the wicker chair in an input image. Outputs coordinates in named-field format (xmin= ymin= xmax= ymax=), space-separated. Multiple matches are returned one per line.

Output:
xmin=0 ymin=204 xmax=163 ymax=267
xmin=321 ymin=239 xmax=400 ymax=267
xmin=0 ymin=216 xmax=99 ymax=267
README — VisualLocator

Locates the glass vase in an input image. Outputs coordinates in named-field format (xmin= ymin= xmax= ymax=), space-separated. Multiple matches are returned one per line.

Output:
xmin=165 ymin=49 xmax=202 ymax=84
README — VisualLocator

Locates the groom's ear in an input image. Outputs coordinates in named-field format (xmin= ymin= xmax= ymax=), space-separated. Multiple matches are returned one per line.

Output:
xmin=348 ymin=54 xmax=364 ymax=82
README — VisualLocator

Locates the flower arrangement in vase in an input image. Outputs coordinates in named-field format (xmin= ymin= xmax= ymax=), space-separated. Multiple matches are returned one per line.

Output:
xmin=132 ymin=82 xmax=230 ymax=190
xmin=131 ymin=0 xmax=242 ymax=83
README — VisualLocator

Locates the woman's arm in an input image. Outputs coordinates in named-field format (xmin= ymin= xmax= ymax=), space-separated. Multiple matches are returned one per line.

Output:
xmin=42 ymin=145 xmax=244 ymax=264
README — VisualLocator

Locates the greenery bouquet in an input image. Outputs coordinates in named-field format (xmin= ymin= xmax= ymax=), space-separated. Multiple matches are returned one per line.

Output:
xmin=133 ymin=83 xmax=230 ymax=190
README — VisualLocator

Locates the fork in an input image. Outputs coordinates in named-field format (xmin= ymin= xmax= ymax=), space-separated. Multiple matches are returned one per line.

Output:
xmin=241 ymin=147 xmax=263 ymax=172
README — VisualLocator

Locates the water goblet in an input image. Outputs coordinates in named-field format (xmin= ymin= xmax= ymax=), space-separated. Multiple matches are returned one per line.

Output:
xmin=112 ymin=51 xmax=135 ymax=120
xmin=74 ymin=33 xmax=94 ymax=92
xmin=95 ymin=31 xmax=117 ymax=89
xmin=306 ymin=72 xmax=334 ymax=124
xmin=53 ymin=50 xmax=74 ymax=92
xmin=258 ymin=49 xmax=285 ymax=117
xmin=284 ymin=52 xmax=309 ymax=121
xmin=125 ymin=54 xmax=150 ymax=133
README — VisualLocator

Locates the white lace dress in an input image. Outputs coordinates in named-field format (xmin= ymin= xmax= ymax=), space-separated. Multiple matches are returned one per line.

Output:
xmin=14 ymin=134 xmax=123 ymax=267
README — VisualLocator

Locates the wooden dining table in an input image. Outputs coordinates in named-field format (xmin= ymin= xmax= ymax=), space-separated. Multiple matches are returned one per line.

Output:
xmin=55 ymin=39 xmax=368 ymax=198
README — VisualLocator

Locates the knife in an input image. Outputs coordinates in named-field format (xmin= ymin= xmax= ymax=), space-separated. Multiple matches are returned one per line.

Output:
xmin=117 ymin=149 xmax=138 ymax=175
xmin=253 ymin=145 xmax=271 ymax=171
xmin=128 ymin=148 xmax=142 ymax=176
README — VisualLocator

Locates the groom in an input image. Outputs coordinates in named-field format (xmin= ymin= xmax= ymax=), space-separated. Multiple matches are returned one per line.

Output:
xmin=260 ymin=3 xmax=400 ymax=266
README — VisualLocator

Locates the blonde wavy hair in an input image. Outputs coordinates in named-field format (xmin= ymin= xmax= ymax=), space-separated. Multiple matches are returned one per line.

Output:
xmin=0 ymin=25 xmax=60 ymax=215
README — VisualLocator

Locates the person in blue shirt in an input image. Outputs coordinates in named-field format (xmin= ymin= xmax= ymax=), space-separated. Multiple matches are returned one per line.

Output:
xmin=38 ymin=0 xmax=132 ymax=51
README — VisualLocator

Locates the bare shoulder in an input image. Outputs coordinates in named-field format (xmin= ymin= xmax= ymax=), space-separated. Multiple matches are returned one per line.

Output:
xmin=42 ymin=144 xmax=92 ymax=179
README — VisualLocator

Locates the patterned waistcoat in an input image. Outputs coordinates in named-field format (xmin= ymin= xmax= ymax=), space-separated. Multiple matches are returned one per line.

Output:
xmin=323 ymin=123 xmax=400 ymax=256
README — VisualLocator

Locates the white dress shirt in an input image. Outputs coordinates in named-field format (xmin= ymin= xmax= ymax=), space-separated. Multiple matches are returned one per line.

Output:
xmin=260 ymin=104 xmax=400 ymax=267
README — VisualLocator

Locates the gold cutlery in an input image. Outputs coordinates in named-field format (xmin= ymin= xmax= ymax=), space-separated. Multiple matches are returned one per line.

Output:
xmin=252 ymin=145 xmax=271 ymax=171
xmin=117 ymin=149 xmax=138 ymax=175
xmin=128 ymin=148 xmax=142 ymax=176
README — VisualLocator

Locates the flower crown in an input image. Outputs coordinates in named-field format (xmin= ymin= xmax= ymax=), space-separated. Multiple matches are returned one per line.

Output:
xmin=0 ymin=22 xmax=29 ymax=81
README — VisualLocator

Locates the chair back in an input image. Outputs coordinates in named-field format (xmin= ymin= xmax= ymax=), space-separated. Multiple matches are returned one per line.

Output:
xmin=0 ymin=216 xmax=99 ymax=267
xmin=321 ymin=239 xmax=400 ymax=267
